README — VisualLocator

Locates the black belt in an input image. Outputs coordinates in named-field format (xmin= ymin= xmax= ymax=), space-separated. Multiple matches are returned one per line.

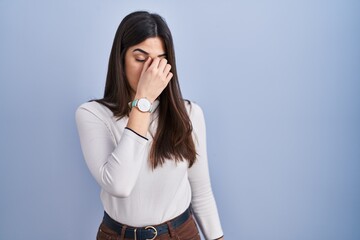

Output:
xmin=103 ymin=207 xmax=191 ymax=240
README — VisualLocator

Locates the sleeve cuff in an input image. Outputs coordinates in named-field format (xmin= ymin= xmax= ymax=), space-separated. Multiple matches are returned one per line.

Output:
xmin=124 ymin=127 xmax=148 ymax=141
xmin=213 ymin=235 xmax=224 ymax=240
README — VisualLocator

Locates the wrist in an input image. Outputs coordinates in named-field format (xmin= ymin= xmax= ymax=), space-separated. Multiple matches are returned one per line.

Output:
xmin=129 ymin=106 xmax=151 ymax=115
xmin=129 ymin=97 xmax=159 ymax=113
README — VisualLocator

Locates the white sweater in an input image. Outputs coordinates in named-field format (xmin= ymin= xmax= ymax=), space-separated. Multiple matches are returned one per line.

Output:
xmin=75 ymin=100 xmax=223 ymax=239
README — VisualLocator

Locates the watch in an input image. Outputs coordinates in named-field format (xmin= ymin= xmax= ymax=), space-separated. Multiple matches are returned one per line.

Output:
xmin=128 ymin=98 xmax=159 ymax=113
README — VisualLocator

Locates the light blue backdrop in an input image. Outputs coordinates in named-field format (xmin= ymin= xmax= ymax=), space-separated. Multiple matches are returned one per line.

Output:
xmin=1 ymin=0 xmax=359 ymax=239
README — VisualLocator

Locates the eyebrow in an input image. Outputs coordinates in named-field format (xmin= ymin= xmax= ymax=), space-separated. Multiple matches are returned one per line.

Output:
xmin=133 ymin=48 xmax=167 ymax=57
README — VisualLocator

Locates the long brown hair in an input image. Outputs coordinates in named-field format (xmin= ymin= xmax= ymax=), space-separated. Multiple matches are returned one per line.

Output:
xmin=93 ymin=11 xmax=196 ymax=169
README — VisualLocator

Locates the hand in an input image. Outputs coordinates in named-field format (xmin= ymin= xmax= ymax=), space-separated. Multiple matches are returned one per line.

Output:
xmin=135 ymin=57 xmax=173 ymax=102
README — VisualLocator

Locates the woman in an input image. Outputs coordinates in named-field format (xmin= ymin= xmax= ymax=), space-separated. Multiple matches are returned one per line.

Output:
xmin=76 ymin=11 xmax=224 ymax=240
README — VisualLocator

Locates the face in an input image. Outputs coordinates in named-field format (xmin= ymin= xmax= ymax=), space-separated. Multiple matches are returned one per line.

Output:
xmin=124 ymin=37 xmax=166 ymax=97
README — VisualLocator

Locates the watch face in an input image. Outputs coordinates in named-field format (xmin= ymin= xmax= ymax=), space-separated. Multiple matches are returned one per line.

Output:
xmin=137 ymin=98 xmax=151 ymax=112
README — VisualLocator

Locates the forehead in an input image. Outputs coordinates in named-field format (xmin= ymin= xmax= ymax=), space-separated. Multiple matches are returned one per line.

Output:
xmin=129 ymin=37 xmax=165 ymax=54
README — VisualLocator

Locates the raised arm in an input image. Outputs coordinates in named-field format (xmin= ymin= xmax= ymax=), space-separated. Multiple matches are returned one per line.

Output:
xmin=75 ymin=106 xmax=149 ymax=198
xmin=75 ymin=57 xmax=173 ymax=198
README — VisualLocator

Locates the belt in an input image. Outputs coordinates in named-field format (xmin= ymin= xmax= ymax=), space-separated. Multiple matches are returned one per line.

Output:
xmin=103 ymin=207 xmax=191 ymax=240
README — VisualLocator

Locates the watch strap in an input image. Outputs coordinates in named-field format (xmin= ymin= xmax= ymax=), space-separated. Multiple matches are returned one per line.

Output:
xmin=131 ymin=99 xmax=138 ymax=109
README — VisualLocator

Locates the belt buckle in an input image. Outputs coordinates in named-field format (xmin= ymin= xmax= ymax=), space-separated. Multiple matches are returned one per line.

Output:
xmin=145 ymin=226 xmax=157 ymax=240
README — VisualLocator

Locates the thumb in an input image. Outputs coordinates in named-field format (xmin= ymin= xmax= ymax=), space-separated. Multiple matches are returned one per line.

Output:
xmin=141 ymin=57 xmax=152 ymax=75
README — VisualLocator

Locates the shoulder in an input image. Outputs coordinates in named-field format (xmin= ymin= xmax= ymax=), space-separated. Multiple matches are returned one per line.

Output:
xmin=75 ymin=100 xmax=114 ymax=122
xmin=184 ymin=100 xmax=206 ymax=124
xmin=184 ymin=100 xmax=207 ymax=144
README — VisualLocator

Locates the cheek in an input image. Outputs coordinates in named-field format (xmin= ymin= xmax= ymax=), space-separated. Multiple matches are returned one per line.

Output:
xmin=125 ymin=61 xmax=143 ymax=90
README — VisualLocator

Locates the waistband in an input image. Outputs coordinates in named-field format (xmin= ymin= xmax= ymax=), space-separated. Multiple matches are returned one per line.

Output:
xmin=103 ymin=206 xmax=191 ymax=240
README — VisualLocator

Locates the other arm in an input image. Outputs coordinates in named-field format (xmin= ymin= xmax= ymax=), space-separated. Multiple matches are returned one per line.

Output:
xmin=188 ymin=103 xmax=224 ymax=240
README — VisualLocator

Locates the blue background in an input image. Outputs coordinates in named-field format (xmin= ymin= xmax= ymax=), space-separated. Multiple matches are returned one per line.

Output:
xmin=1 ymin=0 xmax=359 ymax=239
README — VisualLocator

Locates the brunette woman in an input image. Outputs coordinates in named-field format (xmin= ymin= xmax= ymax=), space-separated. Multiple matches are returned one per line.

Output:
xmin=76 ymin=11 xmax=224 ymax=240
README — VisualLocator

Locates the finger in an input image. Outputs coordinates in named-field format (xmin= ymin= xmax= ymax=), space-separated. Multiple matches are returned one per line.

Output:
xmin=163 ymin=64 xmax=171 ymax=74
xmin=149 ymin=57 xmax=161 ymax=69
xmin=158 ymin=58 xmax=168 ymax=73
xmin=141 ymin=57 xmax=152 ymax=74
xmin=165 ymin=72 xmax=173 ymax=83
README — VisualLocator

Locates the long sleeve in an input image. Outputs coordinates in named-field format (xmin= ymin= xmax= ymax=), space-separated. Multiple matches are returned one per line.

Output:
xmin=75 ymin=104 xmax=148 ymax=198
xmin=188 ymin=103 xmax=224 ymax=240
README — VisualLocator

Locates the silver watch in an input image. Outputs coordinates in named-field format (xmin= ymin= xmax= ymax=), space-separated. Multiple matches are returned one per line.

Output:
xmin=128 ymin=98 xmax=159 ymax=113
